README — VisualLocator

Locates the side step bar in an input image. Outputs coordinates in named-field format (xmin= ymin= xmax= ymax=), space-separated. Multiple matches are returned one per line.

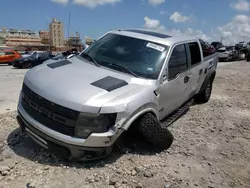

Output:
xmin=161 ymin=99 xmax=194 ymax=127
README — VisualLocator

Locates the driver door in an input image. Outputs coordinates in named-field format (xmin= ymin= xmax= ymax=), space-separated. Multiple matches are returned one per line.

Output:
xmin=158 ymin=43 xmax=189 ymax=120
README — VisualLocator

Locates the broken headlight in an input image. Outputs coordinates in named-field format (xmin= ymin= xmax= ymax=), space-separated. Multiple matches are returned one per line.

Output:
xmin=75 ymin=113 xmax=117 ymax=139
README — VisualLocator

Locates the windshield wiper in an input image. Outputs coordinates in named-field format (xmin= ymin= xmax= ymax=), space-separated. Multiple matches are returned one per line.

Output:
xmin=102 ymin=61 xmax=138 ymax=77
xmin=81 ymin=53 xmax=100 ymax=67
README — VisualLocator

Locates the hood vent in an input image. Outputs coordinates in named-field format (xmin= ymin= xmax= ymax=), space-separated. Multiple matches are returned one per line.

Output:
xmin=47 ymin=60 xmax=72 ymax=69
xmin=91 ymin=76 xmax=128 ymax=92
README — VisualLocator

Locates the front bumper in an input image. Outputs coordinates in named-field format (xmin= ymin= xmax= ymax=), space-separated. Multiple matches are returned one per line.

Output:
xmin=17 ymin=102 xmax=122 ymax=160
xmin=12 ymin=61 xmax=22 ymax=67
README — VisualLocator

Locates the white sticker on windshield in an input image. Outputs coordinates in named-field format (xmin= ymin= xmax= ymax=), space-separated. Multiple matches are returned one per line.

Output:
xmin=147 ymin=67 xmax=154 ymax=71
xmin=146 ymin=42 xmax=165 ymax=52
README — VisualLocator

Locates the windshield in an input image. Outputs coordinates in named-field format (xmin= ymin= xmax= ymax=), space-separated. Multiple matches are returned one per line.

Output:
xmin=81 ymin=33 xmax=169 ymax=79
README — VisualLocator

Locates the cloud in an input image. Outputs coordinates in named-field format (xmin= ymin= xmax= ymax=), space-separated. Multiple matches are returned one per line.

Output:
xmin=144 ymin=16 xmax=165 ymax=30
xmin=217 ymin=15 xmax=250 ymax=45
xmin=148 ymin=0 xmax=165 ymax=6
xmin=230 ymin=0 xmax=250 ymax=12
xmin=170 ymin=12 xmax=190 ymax=23
xmin=72 ymin=0 xmax=121 ymax=8
xmin=143 ymin=16 xmax=210 ymax=41
xmin=51 ymin=0 xmax=68 ymax=4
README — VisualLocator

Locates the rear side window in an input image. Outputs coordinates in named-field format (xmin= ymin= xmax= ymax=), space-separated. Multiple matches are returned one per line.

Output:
xmin=188 ymin=42 xmax=201 ymax=66
xmin=168 ymin=44 xmax=188 ymax=80
xmin=5 ymin=51 xmax=15 ymax=55
xmin=0 ymin=51 xmax=5 ymax=56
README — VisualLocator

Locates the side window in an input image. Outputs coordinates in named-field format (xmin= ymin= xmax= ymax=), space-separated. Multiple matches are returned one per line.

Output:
xmin=0 ymin=51 xmax=5 ymax=56
xmin=188 ymin=42 xmax=201 ymax=66
xmin=168 ymin=44 xmax=188 ymax=80
xmin=5 ymin=51 xmax=15 ymax=55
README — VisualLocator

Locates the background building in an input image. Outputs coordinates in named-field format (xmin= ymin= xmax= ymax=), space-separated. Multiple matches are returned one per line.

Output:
xmin=67 ymin=32 xmax=82 ymax=50
xmin=0 ymin=27 xmax=43 ymax=50
xmin=49 ymin=18 xmax=64 ymax=48
xmin=85 ymin=36 xmax=95 ymax=45
xmin=39 ymin=30 xmax=50 ymax=46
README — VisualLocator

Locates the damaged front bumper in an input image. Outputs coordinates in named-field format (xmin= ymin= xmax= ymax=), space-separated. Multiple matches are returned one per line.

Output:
xmin=17 ymin=103 xmax=123 ymax=161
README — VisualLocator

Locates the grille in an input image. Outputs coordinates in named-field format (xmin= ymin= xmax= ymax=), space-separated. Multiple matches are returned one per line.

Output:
xmin=21 ymin=83 xmax=80 ymax=136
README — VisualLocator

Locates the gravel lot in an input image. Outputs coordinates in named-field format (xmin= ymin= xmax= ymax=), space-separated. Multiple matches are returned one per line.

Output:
xmin=0 ymin=61 xmax=250 ymax=188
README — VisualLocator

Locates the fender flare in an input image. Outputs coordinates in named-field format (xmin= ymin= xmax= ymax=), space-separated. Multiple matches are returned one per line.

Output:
xmin=120 ymin=103 xmax=158 ymax=131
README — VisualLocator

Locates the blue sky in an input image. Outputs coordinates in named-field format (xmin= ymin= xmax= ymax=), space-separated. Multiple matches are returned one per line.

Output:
xmin=0 ymin=0 xmax=250 ymax=44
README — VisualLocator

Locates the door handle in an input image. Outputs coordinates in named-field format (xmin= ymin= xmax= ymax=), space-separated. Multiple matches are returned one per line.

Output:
xmin=162 ymin=75 xmax=167 ymax=81
xmin=184 ymin=76 xmax=190 ymax=83
xmin=199 ymin=69 xmax=203 ymax=75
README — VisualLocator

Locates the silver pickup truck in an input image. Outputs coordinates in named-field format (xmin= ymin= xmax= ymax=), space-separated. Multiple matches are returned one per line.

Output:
xmin=16 ymin=29 xmax=218 ymax=160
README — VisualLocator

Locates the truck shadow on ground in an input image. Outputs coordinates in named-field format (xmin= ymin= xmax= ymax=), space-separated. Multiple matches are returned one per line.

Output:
xmin=7 ymin=127 xmax=172 ymax=168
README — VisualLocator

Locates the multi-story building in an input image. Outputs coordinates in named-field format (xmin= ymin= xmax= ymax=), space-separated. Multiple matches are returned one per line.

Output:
xmin=49 ymin=18 xmax=64 ymax=48
xmin=39 ymin=30 xmax=50 ymax=45
xmin=0 ymin=27 xmax=43 ymax=50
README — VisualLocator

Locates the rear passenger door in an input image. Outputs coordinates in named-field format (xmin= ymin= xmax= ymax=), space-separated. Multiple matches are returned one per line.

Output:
xmin=185 ymin=42 xmax=204 ymax=99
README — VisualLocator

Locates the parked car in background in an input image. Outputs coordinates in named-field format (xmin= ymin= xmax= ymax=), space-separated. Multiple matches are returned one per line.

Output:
xmin=13 ymin=51 xmax=54 ymax=69
xmin=43 ymin=52 xmax=78 ymax=64
xmin=0 ymin=49 xmax=21 ymax=65
xmin=211 ymin=41 xmax=223 ymax=51
xmin=226 ymin=46 xmax=238 ymax=60
xmin=217 ymin=47 xmax=235 ymax=61
xmin=236 ymin=42 xmax=248 ymax=49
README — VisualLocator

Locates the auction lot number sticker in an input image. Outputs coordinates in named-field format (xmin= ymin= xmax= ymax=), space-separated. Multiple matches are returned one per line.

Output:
xmin=146 ymin=42 xmax=165 ymax=52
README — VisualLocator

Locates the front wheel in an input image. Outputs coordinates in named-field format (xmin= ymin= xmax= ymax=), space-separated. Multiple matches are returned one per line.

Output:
xmin=138 ymin=113 xmax=174 ymax=150
xmin=195 ymin=79 xmax=212 ymax=103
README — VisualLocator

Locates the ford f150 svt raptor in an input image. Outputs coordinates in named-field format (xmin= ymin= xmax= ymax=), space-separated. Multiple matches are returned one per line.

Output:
xmin=16 ymin=29 xmax=218 ymax=160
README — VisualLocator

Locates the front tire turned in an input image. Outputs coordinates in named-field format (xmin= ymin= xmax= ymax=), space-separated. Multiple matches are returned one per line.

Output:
xmin=138 ymin=113 xmax=174 ymax=150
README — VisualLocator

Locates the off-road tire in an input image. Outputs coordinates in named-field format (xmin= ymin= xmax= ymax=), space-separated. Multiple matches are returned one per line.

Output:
xmin=138 ymin=113 xmax=174 ymax=150
xmin=196 ymin=79 xmax=212 ymax=103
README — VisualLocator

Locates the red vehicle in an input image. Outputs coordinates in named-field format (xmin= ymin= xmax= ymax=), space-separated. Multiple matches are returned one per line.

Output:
xmin=0 ymin=49 xmax=21 ymax=65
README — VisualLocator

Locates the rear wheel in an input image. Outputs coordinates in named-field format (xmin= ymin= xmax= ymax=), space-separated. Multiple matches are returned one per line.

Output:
xmin=195 ymin=79 xmax=212 ymax=103
xmin=138 ymin=113 xmax=174 ymax=150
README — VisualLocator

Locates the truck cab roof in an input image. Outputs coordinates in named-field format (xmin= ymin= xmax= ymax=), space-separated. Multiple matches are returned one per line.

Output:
xmin=110 ymin=28 xmax=200 ymax=46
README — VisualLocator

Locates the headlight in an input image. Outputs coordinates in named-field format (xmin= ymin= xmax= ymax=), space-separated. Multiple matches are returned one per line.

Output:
xmin=75 ymin=113 xmax=117 ymax=139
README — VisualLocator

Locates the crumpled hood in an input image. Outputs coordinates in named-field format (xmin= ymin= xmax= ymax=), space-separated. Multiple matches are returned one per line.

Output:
xmin=23 ymin=57 xmax=151 ymax=113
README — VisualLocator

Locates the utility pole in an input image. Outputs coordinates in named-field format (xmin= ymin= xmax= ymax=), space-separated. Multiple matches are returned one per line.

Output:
xmin=67 ymin=11 xmax=71 ymax=50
